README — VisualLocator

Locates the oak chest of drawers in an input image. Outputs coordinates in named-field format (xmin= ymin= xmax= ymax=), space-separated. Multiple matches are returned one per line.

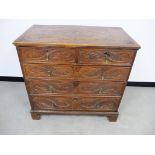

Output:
xmin=13 ymin=25 xmax=140 ymax=121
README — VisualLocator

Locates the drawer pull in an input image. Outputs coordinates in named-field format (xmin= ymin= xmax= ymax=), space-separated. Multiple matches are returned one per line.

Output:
xmin=104 ymin=51 xmax=111 ymax=63
xmin=101 ymin=72 xmax=105 ymax=80
xmin=73 ymin=97 xmax=79 ymax=102
xmin=47 ymin=70 xmax=53 ymax=77
xmin=46 ymin=50 xmax=49 ymax=61
xmin=101 ymin=74 xmax=105 ymax=80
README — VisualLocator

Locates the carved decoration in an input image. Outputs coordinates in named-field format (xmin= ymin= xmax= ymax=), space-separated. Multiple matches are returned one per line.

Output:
xmin=25 ymin=64 xmax=73 ymax=78
xmin=20 ymin=47 xmax=76 ymax=63
xmin=32 ymin=96 xmax=118 ymax=111
xmin=79 ymin=66 xmax=130 ymax=81
xmin=79 ymin=49 xmax=134 ymax=65
xmin=33 ymin=97 xmax=72 ymax=110
xmin=79 ymin=98 xmax=118 ymax=110
xmin=28 ymin=79 xmax=123 ymax=96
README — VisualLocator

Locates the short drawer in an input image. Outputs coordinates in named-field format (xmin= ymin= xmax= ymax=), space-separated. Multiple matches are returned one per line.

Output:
xmin=31 ymin=95 xmax=120 ymax=111
xmin=18 ymin=47 xmax=76 ymax=64
xmin=27 ymin=79 xmax=125 ymax=96
xmin=78 ymin=66 xmax=130 ymax=81
xmin=23 ymin=64 xmax=74 ymax=79
xmin=78 ymin=48 xmax=135 ymax=66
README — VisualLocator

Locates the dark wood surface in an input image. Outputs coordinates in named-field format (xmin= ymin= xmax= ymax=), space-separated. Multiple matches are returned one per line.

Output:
xmin=13 ymin=25 xmax=140 ymax=49
xmin=14 ymin=25 xmax=140 ymax=122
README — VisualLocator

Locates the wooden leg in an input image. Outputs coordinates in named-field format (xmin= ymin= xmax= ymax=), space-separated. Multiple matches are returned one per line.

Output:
xmin=107 ymin=115 xmax=118 ymax=122
xmin=31 ymin=113 xmax=41 ymax=120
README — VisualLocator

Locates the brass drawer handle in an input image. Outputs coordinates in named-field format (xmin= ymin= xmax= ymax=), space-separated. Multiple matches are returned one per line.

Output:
xmin=101 ymin=72 xmax=105 ymax=80
xmin=104 ymin=51 xmax=111 ymax=63
xmin=73 ymin=97 xmax=79 ymax=102
xmin=101 ymin=74 xmax=105 ymax=80
xmin=46 ymin=49 xmax=49 ymax=61
xmin=47 ymin=70 xmax=53 ymax=77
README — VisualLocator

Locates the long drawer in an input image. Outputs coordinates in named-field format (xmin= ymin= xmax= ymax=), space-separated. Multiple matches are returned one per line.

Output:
xmin=30 ymin=95 xmax=121 ymax=111
xmin=18 ymin=47 xmax=135 ymax=66
xmin=26 ymin=79 xmax=125 ymax=96
xmin=23 ymin=64 xmax=130 ymax=81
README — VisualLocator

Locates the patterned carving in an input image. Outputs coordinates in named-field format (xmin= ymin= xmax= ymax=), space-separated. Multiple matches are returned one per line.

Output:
xmin=79 ymin=66 xmax=130 ymax=81
xmin=79 ymin=49 xmax=134 ymax=65
xmin=20 ymin=47 xmax=76 ymax=63
xmin=32 ymin=96 xmax=119 ymax=111
xmin=28 ymin=80 xmax=76 ymax=94
xmin=28 ymin=80 xmax=124 ymax=96
xmin=32 ymin=97 xmax=72 ymax=110
xmin=24 ymin=64 xmax=74 ymax=78
xmin=80 ymin=100 xmax=116 ymax=110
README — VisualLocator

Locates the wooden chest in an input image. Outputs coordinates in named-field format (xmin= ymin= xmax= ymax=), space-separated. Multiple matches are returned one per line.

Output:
xmin=13 ymin=25 xmax=140 ymax=121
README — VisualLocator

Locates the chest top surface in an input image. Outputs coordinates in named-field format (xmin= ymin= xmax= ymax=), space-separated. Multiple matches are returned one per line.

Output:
xmin=13 ymin=25 xmax=140 ymax=49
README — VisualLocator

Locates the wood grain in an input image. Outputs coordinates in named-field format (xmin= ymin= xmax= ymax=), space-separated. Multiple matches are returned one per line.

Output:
xmin=79 ymin=48 xmax=135 ymax=65
xmin=23 ymin=63 xmax=130 ymax=82
xmin=31 ymin=95 xmax=120 ymax=111
xmin=18 ymin=46 xmax=76 ymax=64
xmin=13 ymin=25 xmax=140 ymax=49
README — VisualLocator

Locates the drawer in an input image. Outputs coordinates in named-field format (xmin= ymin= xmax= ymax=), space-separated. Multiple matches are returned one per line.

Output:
xmin=23 ymin=64 xmax=130 ymax=81
xmin=31 ymin=95 xmax=120 ymax=111
xmin=27 ymin=79 xmax=125 ymax=96
xmin=18 ymin=47 xmax=76 ymax=64
xmin=79 ymin=48 xmax=135 ymax=65
xmin=78 ymin=66 xmax=130 ymax=81
xmin=23 ymin=64 xmax=74 ymax=78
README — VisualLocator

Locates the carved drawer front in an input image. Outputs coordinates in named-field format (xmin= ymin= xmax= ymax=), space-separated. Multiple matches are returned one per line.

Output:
xmin=78 ymin=48 xmax=135 ymax=65
xmin=31 ymin=95 xmax=120 ymax=111
xmin=18 ymin=47 xmax=76 ymax=64
xmin=77 ymin=81 xmax=124 ymax=96
xmin=27 ymin=79 xmax=124 ymax=96
xmin=78 ymin=66 xmax=130 ymax=81
xmin=23 ymin=64 xmax=73 ymax=78
xmin=27 ymin=80 xmax=76 ymax=94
